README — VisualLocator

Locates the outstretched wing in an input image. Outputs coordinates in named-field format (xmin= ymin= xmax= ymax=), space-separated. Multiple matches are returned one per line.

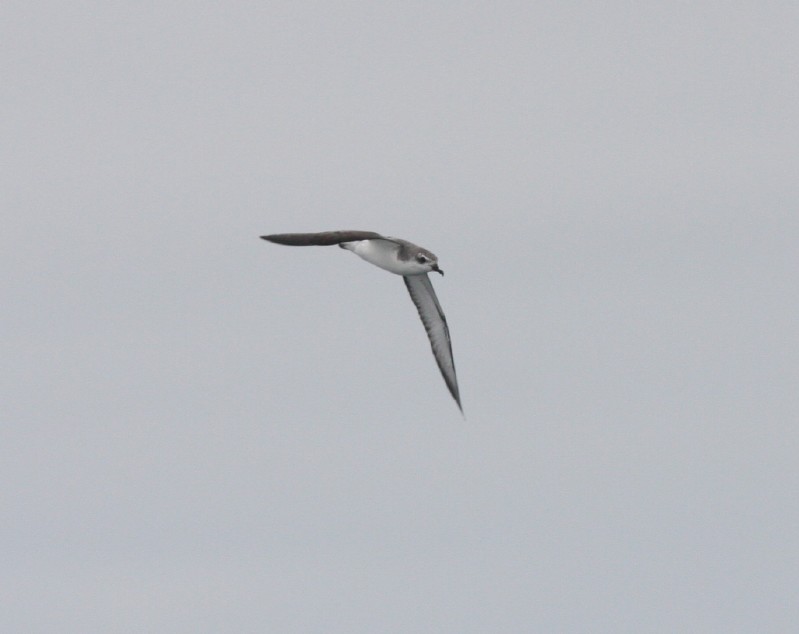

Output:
xmin=261 ymin=231 xmax=385 ymax=246
xmin=403 ymin=274 xmax=462 ymax=411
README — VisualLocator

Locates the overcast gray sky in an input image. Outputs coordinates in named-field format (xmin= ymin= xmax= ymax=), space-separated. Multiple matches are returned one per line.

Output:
xmin=3 ymin=1 xmax=798 ymax=632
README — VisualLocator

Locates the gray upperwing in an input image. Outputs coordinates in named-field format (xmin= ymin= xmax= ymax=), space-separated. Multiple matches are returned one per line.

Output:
xmin=261 ymin=231 xmax=385 ymax=246
xmin=403 ymin=274 xmax=462 ymax=412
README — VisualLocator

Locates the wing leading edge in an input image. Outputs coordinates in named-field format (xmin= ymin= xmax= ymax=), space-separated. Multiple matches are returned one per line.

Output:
xmin=261 ymin=231 xmax=385 ymax=246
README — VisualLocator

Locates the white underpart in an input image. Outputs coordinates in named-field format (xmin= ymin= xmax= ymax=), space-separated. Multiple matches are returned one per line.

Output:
xmin=341 ymin=239 xmax=426 ymax=275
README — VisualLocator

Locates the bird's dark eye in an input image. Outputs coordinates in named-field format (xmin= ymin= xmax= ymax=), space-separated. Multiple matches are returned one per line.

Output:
xmin=417 ymin=255 xmax=427 ymax=263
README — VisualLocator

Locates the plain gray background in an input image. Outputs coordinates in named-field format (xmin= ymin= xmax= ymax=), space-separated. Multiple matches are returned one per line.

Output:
xmin=3 ymin=2 xmax=798 ymax=632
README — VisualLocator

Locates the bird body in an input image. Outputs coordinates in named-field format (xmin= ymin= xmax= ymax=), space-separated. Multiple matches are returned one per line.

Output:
xmin=339 ymin=238 xmax=433 ymax=276
xmin=261 ymin=231 xmax=462 ymax=411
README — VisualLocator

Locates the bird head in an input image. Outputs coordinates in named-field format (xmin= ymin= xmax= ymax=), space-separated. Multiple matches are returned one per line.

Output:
xmin=413 ymin=250 xmax=444 ymax=275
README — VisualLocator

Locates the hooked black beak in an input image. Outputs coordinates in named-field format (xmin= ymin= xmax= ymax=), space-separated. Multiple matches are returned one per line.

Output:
xmin=432 ymin=264 xmax=444 ymax=276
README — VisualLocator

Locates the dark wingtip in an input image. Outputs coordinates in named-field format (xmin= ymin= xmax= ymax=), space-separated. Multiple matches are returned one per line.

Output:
xmin=449 ymin=385 xmax=463 ymax=415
